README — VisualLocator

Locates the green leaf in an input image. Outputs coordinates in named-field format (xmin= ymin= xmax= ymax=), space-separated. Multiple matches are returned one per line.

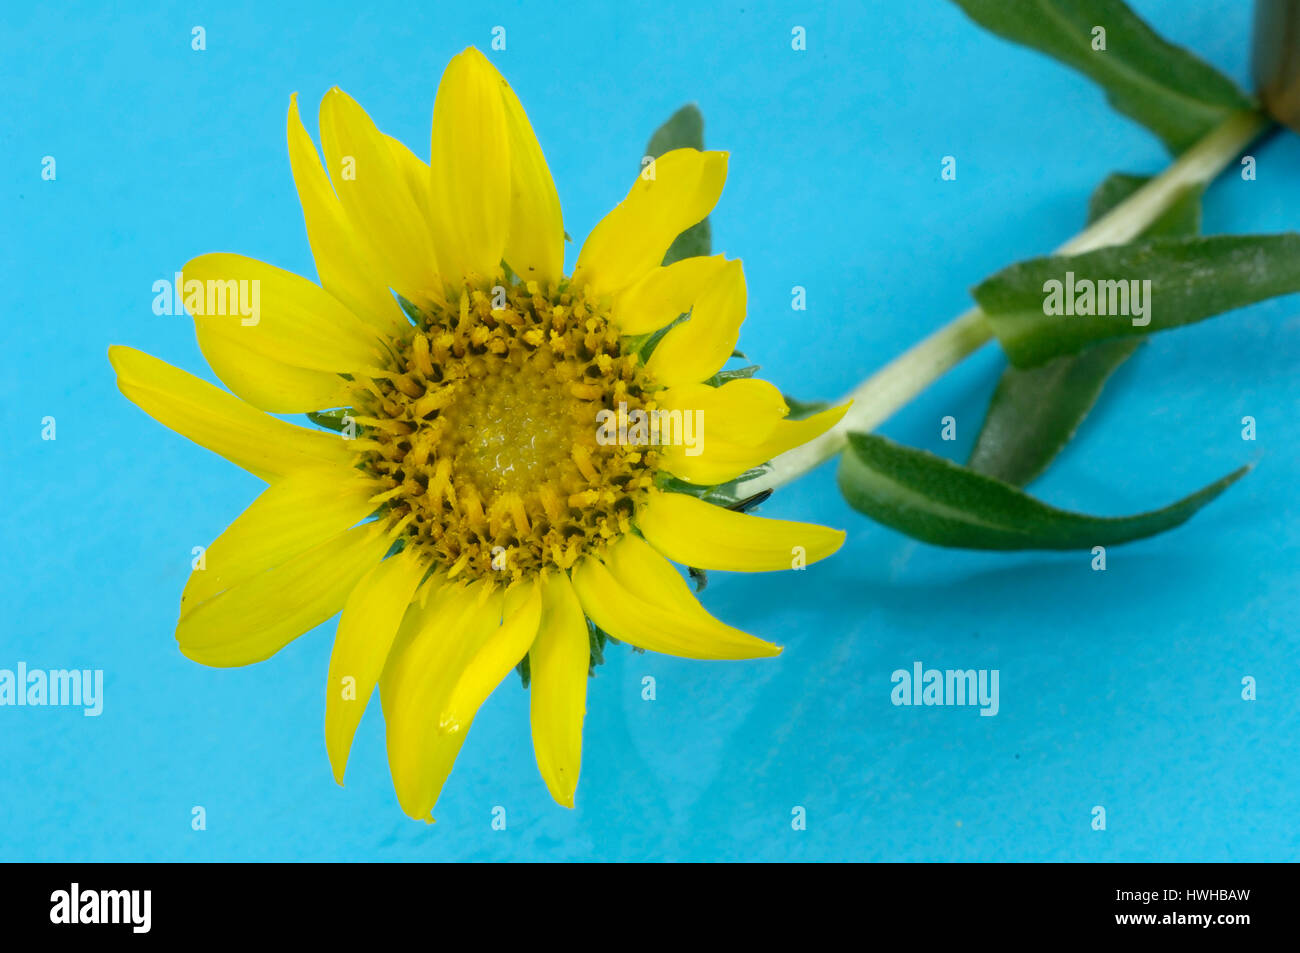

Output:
xmin=974 ymin=233 xmax=1300 ymax=367
xmin=948 ymin=0 xmax=1253 ymax=153
xmin=967 ymin=173 xmax=1200 ymax=486
xmin=1087 ymin=174 xmax=1202 ymax=237
xmin=838 ymin=432 xmax=1249 ymax=551
xmin=644 ymin=104 xmax=711 ymax=265
xmin=967 ymin=339 xmax=1139 ymax=486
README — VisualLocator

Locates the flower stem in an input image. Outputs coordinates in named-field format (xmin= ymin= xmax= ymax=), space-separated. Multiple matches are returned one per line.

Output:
xmin=737 ymin=108 xmax=1273 ymax=498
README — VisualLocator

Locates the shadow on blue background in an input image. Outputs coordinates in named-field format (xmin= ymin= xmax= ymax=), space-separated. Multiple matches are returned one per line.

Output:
xmin=1 ymin=0 xmax=1296 ymax=860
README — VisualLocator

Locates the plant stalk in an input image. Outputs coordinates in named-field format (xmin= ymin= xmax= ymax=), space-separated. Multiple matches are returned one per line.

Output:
xmin=736 ymin=108 xmax=1273 ymax=499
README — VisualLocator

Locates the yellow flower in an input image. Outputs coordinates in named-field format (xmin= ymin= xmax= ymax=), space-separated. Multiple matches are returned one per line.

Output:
xmin=109 ymin=47 xmax=847 ymax=820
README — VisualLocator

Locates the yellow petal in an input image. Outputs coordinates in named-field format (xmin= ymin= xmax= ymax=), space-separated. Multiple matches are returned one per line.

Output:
xmin=381 ymin=580 xmax=543 ymax=820
xmin=182 ymin=466 xmax=378 ymax=614
xmin=612 ymin=254 xmax=730 ymax=336
xmin=659 ymin=378 xmax=788 ymax=446
xmin=386 ymin=133 xmax=444 ymax=280
xmin=750 ymin=403 xmax=850 ymax=461
xmin=637 ymin=489 xmax=846 ymax=572
xmin=319 ymin=88 xmax=443 ymax=308
xmin=381 ymin=582 xmax=503 ymax=819
xmin=191 ymin=329 xmax=348 ymax=414
xmin=428 ymin=47 xmax=512 ymax=285
xmin=378 ymin=576 xmax=451 ymax=714
xmin=499 ymin=71 xmax=564 ymax=285
xmin=325 ymin=547 xmax=430 ymax=784
xmin=176 ymin=523 xmax=390 ymax=668
xmin=182 ymin=253 xmax=381 ymax=413
xmin=572 ymin=552 xmax=779 ymax=660
xmin=529 ymin=572 xmax=588 ymax=808
xmin=573 ymin=148 xmax=728 ymax=298
xmin=286 ymin=93 xmax=407 ymax=336
xmin=380 ymin=580 xmax=473 ymax=817
xmin=108 ymin=345 xmax=350 ymax=482
xmin=605 ymin=534 xmax=780 ymax=653
xmin=442 ymin=579 xmax=543 ymax=726
xmin=378 ymin=579 xmax=468 ymax=778
xmin=657 ymin=383 xmax=849 ymax=485
xmin=184 ymin=254 xmax=380 ymax=369
xmin=645 ymin=258 xmax=746 ymax=387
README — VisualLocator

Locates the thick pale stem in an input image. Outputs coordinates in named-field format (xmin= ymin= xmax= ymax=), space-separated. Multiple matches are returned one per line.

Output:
xmin=737 ymin=108 xmax=1271 ymax=499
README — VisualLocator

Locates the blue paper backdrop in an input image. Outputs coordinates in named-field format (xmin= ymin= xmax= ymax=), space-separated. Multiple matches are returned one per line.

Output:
xmin=2 ymin=0 xmax=1296 ymax=861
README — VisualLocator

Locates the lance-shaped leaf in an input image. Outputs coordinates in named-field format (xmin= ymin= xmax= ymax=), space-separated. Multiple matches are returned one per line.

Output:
xmin=644 ymin=104 xmax=711 ymax=265
xmin=948 ymin=0 xmax=1253 ymax=153
xmin=966 ymin=339 xmax=1139 ymax=485
xmin=1086 ymin=173 xmax=1203 ymax=238
xmin=839 ymin=432 xmax=1249 ymax=551
xmin=967 ymin=174 xmax=1200 ymax=486
xmin=974 ymin=233 xmax=1300 ymax=367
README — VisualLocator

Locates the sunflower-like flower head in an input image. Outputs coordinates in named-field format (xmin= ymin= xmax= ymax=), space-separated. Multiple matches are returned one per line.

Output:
xmin=110 ymin=48 xmax=847 ymax=819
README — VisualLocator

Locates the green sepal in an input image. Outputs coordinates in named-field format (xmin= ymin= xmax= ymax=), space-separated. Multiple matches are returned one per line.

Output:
xmin=783 ymin=395 xmax=831 ymax=420
xmin=703 ymin=363 xmax=760 ymax=387
xmin=307 ymin=408 xmax=356 ymax=433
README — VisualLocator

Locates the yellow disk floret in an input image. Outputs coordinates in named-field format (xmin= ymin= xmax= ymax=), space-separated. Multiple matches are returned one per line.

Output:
xmin=349 ymin=281 xmax=658 ymax=582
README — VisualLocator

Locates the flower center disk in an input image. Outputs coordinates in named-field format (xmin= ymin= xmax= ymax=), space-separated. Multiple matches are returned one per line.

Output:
xmin=351 ymin=281 xmax=657 ymax=581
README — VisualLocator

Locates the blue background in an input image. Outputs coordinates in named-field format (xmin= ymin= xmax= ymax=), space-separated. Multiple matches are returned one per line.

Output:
xmin=2 ymin=0 xmax=1296 ymax=861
